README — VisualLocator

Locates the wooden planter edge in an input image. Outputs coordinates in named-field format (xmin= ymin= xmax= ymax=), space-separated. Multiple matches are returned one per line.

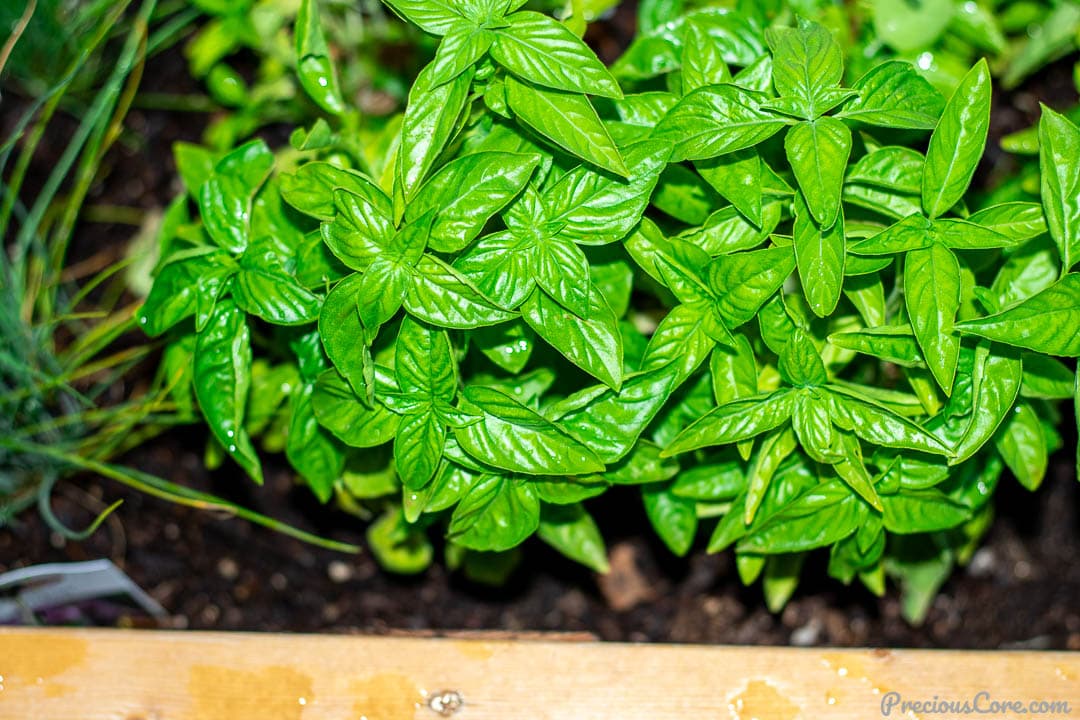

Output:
xmin=1 ymin=627 xmax=1077 ymax=719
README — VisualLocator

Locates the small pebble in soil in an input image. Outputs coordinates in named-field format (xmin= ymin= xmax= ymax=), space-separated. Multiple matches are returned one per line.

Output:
xmin=216 ymin=557 xmax=239 ymax=581
xmin=790 ymin=619 xmax=823 ymax=646
xmin=328 ymin=560 xmax=354 ymax=584
xmin=270 ymin=572 xmax=288 ymax=591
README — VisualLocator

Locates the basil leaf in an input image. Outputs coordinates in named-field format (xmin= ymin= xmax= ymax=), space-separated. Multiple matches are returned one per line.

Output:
xmin=694 ymin=149 xmax=762 ymax=227
xmin=708 ymin=245 xmax=796 ymax=327
xmin=1038 ymin=105 xmax=1080 ymax=271
xmin=312 ymin=369 xmax=400 ymax=448
xmin=995 ymin=402 xmax=1047 ymax=491
xmin=828 ymin=326 xmax=924 ymax=368
xmin=921 ymin=60 xmax=991 ymax=219
xmin=737 ymin=479 xmax=861 ymax=554
xmin=643 ymin=483 xmax=698 ymax=556
xmin=956 ymin=274 xmax=1080 ymax=356
xmin=778 ymin=328 xmax=827 ymax=387
xmin=281 ymin=164 xmax=390 ymax=222
xmin=321 ymin=188 xmax=395 ymax=271
xmin=744 ymin=426 xmax=798 ymax=523
xmin=836 ymin=61 xmax=944 ymax=129
xmin=654 ymin=84 xmax=786 ymax=162
xmin=663 ymin=390 xmax=796 ymax=456
xmin=295 ymin=0 xmax=344 ymax=115
xmin=408 ymin=151 xmax=541 ymax=253
xmin=399 ymin=66 xmax=474 ymax=201
xmin=786 ymin=119 xmax=850 ymax=228
xmin=140 ymin=250 xmax=236 ymax=336
xmin=845 ymin=146 xmax=923 ymax=194
xmin=505 ymin=76 xmax=628 ymax=176
xmin=198 ymin=139 xmax=274 ymax=254
xmin=448 ymin=475 xmax=541 ymax=552
xmin=286 ymin=383 xmax=344 ymax=502
xmin=538 ymin=503 xmax=609 ymax=573
xmin=472 ymin=320 xmax=535 ymax=375
xmin=234 ymin=239 xmax=320 ymax=325
xmin=381 ymin=0 xmax=465 ymax=36
xmin=827 ymin=388 xmax=951 ymax=456
xmin=457 ymin=386 xmax=605 ymax=475
xmin=766 ymin=18 xmax=843 ymax=117
xmin=404 ymin=255 xmax=516 ymax=329
xmin=882 ymin=489 xmax=969 ymax=533
xmin=952 ymin=344 xmax=1023 ymax=464
xmin=194 ymin=299 xmax=262 ymax=483
xmin=905 ymin=244 xmax=962 ymax=394
xmin=395 ymin=316 xmax=457 ymax=401
xmin=543 ymin=140 xmax=671 ymax=245
xmin=426 ymin=23 xmax=493 ymax=86
xmin=967 ymin=202 xmax=1048 ymax=243
xmin=793 ymin=192 xmax=845 ymax=317
xmin=491 ymin=11 xmax=621 ymax=98
xmin=681 ymin=14 xmax=731 ymax=93
xmin=521 ymin=287 xmax=623 ymax=390
xmin=394 ymin=410 xmax=447 ymax=489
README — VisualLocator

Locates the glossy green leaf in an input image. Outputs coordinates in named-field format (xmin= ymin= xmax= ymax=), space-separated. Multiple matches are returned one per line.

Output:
xmin=786 ymin=119 xmax=850 ymax=228
xmin=654 ymin=84 xmax=786 ymax=162
xmin=882 ymin=489 xmax=969 ymax=533
xmin=505 ymin=76 xmax=627 ymax=176
xmin=404 ymin=256 xmax=516 ymax=329
xmin=708 ymin=245 xmax=796 ymax=328
xmin=643 ymin=483 xmax=697 ymax=556
xmin=399 ymin=66 xmax=474 ymax=201
xmin=381 ymin=0 xmax=465 ymax=35
xmin=394 ymin=410 xmax=446 ymax=489
xmin=198 ymin=140 xmax=275 ymax=254
xmin=996 ymin=402 xmax=1048 ymax=491
xmin=194 ymin=300 xmax=262 ymax=484
xmin=295 ymin=0 xmax=345 ymax=115
xmin=449 ymin=475 xmax=541 ymax=552
xmin=663 ymin=390 xmax=795 ymax=456
xmin=140 ymin=250 xmax=236 ymax=336
xmin=286 ymin=383 xmax=344 ymax=502
xmin=694 ymin=150 xmax=762 ymax=226
xmin=312 ymin=369 xmax=400 ymax=448
xmin=456 ymin=386 xmax=605 ymax=475
xmin=521 ymin=288 xmax=623 ymax=390
xmin=793 ymin=192 xmax=845 ymax=317
xmin=905 ymin=243 xmax=961 ymax=394
xmin=1039 ymin=105 xmax=1080 ymax=272
xmin=737 ymin=480 xmax=861 ymax=554
xmin=491 ymin=12 xmax=621 ymax=98
xmin=766 ymin=18 xmax=843 ymax=117
xmin=837 ymin=61 xmax=943 ymax=129
xmin=921 ymin=60 xmax=991 ymax=219
xmin=538 ymin=503 xmax=610 ymax=572
xmin=956 ymin=274 xmax=1080 ymax=356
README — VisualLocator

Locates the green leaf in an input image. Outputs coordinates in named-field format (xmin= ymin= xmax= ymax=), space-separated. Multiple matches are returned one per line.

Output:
xmin=663 ymin=390 xmax=795 ymax=456
xmin=654 ymin=84 xmax=786 ymax=162
xmin=198 ymin=140 xmax=274 ymax=254
xmin=281 ymin=164 xmax=390 ymax=221
xmin=453 ymin=230 xmax=536 ymax=310
xmin=786 ymin=118 xmax=851 ymax=228
xmin=396 ymin=316 xmax=457 ymax=401
xmin=399 ymin=66 xmax=474 ymax=200
xmin=708 ymin=245 xmax=796 ymax=327
xmin=827 ymin=388 xmax=951 ymax=456
xmin=778 ymin=328 xmax=827 ymax=387
xmin=505 ymin=76 xmax=627 ymax=176
xmin=905 ymin=244 xmax=961 ymax=394
xmin=312 ymin=369 xmax=400 ymax=448
xmin=408 ymin=151 xmax=541 ymax=253
xmin=426 ymin=22 xmax=494 ymax=86
xmin=845 ymin=146 xmax=923 ymax=194
xmin=321 ymin=188 xmax=395 ymax=271
xmin=1038 ymin=105 xmax=1080 ymax=272
xmin=952 ymin=344 xmax=1023 ymax=464
xmin=680 ymin=14 xmax=731 ymax=93
xmin=295 ymin=0 xmax=345 ymax=114
xmin=921 ymin=60 xmax=991 ymax=219
xmin=234 ymin=239 xmax=320 ymax=325
xmin=544 ymin=140 xmax=671 ymax=245
xmin=286 ymin=383 xmax=344 ymax=502
xmin=956 ymin=274 xmax=1080 ymax=356
xmin=836 ymin=61 xmax=944 ymax=129
xmin=744 ymin=425 xmax=798 ymax=523
xmin=394 ymin=410 xmax=447 ymax=489
xmin=404 ymin=255 xmax=516 ymax=329
xmin=356 ymin=257 xmax=410 ymax=331
xmin=367 ymin=509 xmax=434 ymax=574
xmin=828 ymin=326 xmax=924 ymax=367
xmin=194 ymin=300 xmax=262 ymax=483
xmin=870 ymin=0 xmax=953 ymax=52
xmin=318 ymin=274 xmax=368 ymax=396
xmin=140 ymin=250 xmax=236 ymax=336
xmin=449 ymin=475 xmax=541 ymax=552
xmin=967 ymin=202 xmax=1048 ymax=243
xmin=538 ymin=503 xmax=610 ymax=572
xmin=491 ymin=11 xmax=621 ymax=98
xmin=642 ymin=483 xmax=697 ymax=556
xmin=737 ymin=480 xmax=861 ymax=554
xmin=473 ymin=321 xmax=534 ymax=374
xmin=532 ymin=236 xmax=592 ymax=317
xmin=793 ymin=192 xmax=845 ymax=317
xmin=881 ymin=489 xmax=969 ymax=533
xmin=996 ymin=402 xmax=1048 ymax=491
xmin=694 ymin=149 xmax=761 ymax=226
xmin=456 ymin=386 xmax=605 ymax=475
xmin=641 ymin=304 xmax=718 ymax=380
xmin=766 ymin=18 xmax=843 ymax=117
xmin=521 ymin=287 xmax=623 ymax=390
xmin=381 ymin=0 xmax=465 ymax=35
xmin=710 ymin=334 xmax=757 ymax=405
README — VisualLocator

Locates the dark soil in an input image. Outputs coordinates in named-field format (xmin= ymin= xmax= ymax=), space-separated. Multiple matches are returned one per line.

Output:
xmin=2 ymin=4 xmax=1079 ymax=649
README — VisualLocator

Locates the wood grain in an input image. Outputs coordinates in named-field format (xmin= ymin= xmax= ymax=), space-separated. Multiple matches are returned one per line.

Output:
xmin=1 ymin=627 xmax=1077 ymax=719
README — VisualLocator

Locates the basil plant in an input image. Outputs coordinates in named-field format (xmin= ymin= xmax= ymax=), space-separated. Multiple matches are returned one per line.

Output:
xmin=140 ymin=0 xmax=1080 ymax=621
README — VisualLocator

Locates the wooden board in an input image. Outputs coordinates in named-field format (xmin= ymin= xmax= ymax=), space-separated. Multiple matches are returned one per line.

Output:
xmin=1 ymin=627 xmax=1077 ymax=719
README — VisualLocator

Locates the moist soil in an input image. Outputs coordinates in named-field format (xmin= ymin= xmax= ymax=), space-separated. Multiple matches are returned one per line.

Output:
xmin=1 ymin=4 xmax=1079 ymax=649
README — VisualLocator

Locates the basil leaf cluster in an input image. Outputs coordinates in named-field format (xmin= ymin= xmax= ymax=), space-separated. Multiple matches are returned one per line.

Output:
xmin=141 ymin=2 xmax=1079 ymax=619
